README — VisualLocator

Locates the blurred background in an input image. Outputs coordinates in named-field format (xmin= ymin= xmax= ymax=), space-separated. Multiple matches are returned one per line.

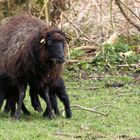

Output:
xmin=0 ymin=0 xmax=140 ymax=74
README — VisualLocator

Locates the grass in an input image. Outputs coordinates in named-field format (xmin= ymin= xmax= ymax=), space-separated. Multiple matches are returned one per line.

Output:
xmin=0 ymin=74 xmax=140 ymax=140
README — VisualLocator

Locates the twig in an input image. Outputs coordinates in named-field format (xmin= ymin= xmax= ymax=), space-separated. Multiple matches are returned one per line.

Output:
xmin=66 ymin=87 xmax=98 ymax=90
xmin=99 ymin=0 xmax=104 ymax=42
xmin=118 ymin=112 xmax=128 ymax=119
xmin=44 ymin=0 xmax=49 ymax=24
xmin=39 ymin=0 xmax=49 ymax=20
xmin=65 ymin=59 xmax=79 ymax=64
xmin=115 ymin=0 xmax=140 ymax=31
xmin=63 ymin=14 xmax=100 ymax=46
xmin=73 ymin=46 xmax=97 ymax=51
xmin=134 ymin=0 xmax=140 ymax=24
xmin=118 ymin=0 xmax=140 ymax=21
xmin=117 ymin=63 xmax=140 ymax=68
xmin=70 ymin=105 xmax=108 ymax=116
xmin=91 ymin=0 xmax=100 ymax=11
xmin=110 ymin=0 xmax=116 ymax=32
xmin=63 ymin=14 xmax=90 ymax=40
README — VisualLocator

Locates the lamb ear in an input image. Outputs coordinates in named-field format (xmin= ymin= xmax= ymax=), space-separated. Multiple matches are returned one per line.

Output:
xmin=40 ymin=38 xmax=46 ymax=45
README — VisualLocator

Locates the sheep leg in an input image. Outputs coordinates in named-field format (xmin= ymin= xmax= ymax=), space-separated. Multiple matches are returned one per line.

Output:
xmin=57 ymin=80 xmax=72 ymax=118
xmin=0 ymin=94 xmax=5 ymax=110
xmin=42 ymin=88 xmax=54 ymax=119
xmin=4 ymin=98 xmax=30 ymax=115
xmin=4 ymin=95 xmax=17 ymax=117
xmin=10 ymin=98 xmax=16 ymax=117
xmin=21 ymin=103 xmax=30 ymax=115
xmin=39 ymin=91 xmax=60 ymax=116
xmin=29 ymin=87 xmax=43 ymax=112
xmin=14 ymin=84 xmax=27 ymax=119
xmin=4 ymin=99 xmax=11 ymax=113
xmin=49 ymin=93 xmax=60 ymax=116
xmin=57 ymin=91 xmax=72 ymax=118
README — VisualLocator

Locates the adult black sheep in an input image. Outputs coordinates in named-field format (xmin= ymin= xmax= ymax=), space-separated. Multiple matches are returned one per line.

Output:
xmin=0 ymin=14 xmax=66 ymax=119
xmin=0 ymin=74 xmax=30 ymax=116
xmin=29 ymin=77 xmax=72 ymax=118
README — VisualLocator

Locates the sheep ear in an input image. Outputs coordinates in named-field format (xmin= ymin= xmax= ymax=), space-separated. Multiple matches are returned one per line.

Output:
xmin=40 ymin=38 xmax=46 ymax=45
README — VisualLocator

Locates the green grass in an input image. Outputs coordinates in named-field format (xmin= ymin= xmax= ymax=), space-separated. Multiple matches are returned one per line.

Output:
xmin=0 ymin=74 xmax=140 ymax=140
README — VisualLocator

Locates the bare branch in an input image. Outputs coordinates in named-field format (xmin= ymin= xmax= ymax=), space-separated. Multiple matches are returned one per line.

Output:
xmin=63 ymin=14 xmax=90 ymax=40
xmin=114 ymin=0 xmax=140 ymax=31
xmin=63 ymin=13 xmax=100 ymax=46
xmin=70 ymin=105 xmax=107 ymax=116
xmin=66 ymin=87 xmax=98 ymax=90
xmin=118 ymin=0 xmax=140 ymax=21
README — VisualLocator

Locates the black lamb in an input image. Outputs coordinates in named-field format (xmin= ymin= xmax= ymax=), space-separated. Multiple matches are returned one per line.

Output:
xmin=29 ymin=77 xmax=72 ymax=118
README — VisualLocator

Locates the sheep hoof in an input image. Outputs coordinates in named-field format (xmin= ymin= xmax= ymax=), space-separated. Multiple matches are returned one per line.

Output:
xmin=54 ymin=109 xmax=60 ymax=116
xmin=14 ymin=112 xmax=20 ymax=120
xmin=66 ymin=109 xmax=72 ymax=118
xmin=24 ymin=111 xmax=30 ymax=116
xmin=14 ymin=116 xmax=19 ymax=120
xmin=43 ymin=112 xmax=55 ymax=120
xmin=35 ymin=106 xmax=43 ymax=113
xmin=11 ymin=112 xmax=15 ymax=117
xmin=3 ymin=107 xmax=10 ymax=113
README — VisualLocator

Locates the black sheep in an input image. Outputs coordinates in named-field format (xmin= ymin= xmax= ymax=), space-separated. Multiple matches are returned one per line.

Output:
xmin=29 ymin=77 xmax=72 ymax=118
xmin=0 ymin=14 xmax=66 ymax=119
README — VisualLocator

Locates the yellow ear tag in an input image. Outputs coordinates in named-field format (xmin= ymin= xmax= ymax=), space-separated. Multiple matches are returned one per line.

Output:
xmin=40 ymin=39 xmax=46 ymax=45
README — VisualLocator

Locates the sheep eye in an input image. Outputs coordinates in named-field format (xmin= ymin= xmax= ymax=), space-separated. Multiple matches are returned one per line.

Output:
xmin=47 ymin=40 xmax=52 ymax=46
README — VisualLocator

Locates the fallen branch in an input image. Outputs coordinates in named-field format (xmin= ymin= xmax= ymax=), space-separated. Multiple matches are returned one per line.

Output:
xmin=69 ymin=105 xmax=107 ymax=116
xmin=66 ymin=87 xmax=98 ymax=90
xmin=65 ymin=60 xmax=92 ymax=65
xmin=117 ymin=63 xmax=140 ymax=68
xmin=65 ymin=59 xmax=79 ymax=64
xmin=73 ymin=46 xmax=97 ymax=51
xmin=87 ymin=75 xmax=106 ymax=80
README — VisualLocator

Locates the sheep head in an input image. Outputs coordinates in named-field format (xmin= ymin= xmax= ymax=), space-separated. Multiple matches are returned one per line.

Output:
xmin=41 ymin=28 xmax=66 ymax=64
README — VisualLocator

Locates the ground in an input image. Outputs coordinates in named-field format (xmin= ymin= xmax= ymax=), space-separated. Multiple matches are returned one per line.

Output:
xmin=0 ymin=74 xmax=140 ymax=140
